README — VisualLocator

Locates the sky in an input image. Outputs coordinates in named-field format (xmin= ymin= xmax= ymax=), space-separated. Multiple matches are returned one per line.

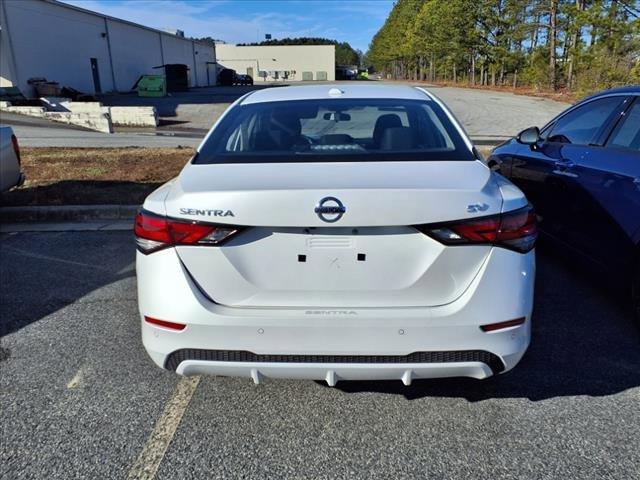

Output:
xmin=62 ymin=0 xmax=395 ymax=52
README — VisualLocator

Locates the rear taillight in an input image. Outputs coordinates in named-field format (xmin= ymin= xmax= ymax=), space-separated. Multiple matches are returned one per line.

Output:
xmin=417 ymin=205 xmax=537 ymax=253
xmin=11 ymin=134 xmax=21 ymax=165
xmin=134 ymin=209 xmax=242 ymax=254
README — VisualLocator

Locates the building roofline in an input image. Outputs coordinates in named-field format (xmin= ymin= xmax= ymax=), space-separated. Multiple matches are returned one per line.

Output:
xmin=46 ymin=0 xmax=212 ymax=47
xmin=217 ymin=44 xmax=336 ymax=49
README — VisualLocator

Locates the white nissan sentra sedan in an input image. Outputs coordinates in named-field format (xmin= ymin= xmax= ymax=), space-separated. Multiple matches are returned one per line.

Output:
xmin=135 ymin=84 xmax=536 ymax=386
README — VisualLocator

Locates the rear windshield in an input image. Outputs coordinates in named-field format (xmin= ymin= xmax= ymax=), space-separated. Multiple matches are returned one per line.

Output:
xmin=194 ymin=98 xmax=474 ymax=164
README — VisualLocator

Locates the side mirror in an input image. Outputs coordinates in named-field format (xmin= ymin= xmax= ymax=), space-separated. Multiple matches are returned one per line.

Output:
xmin=516 ymin=126 xmax=540 ymax=145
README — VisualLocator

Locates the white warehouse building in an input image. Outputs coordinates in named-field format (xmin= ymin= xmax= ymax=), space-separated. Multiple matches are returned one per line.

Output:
xmin=0 ymin=0 xmax=217 ymax=96
xmin=216 ymin=44 xmax=335 ymax=82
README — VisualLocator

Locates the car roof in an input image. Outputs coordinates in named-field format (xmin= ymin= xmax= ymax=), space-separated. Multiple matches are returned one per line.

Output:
xmin=576 ymin=85 xmax=640 ymax=105
xmin=240 ymin=84 xmax=431 ymax=104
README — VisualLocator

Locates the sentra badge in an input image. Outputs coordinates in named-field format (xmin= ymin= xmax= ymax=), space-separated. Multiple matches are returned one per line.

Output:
xmin=179 ymin=208 xmax=235 ymax=217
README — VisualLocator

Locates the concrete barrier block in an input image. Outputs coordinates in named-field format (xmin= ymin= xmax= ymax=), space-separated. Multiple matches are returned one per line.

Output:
xmin=0 ymin=99 xmax=111 ymax=133
xmin=43 ymin=111 xmax=113 ymax=134
xmin=60 ymin=101 xmax=107 ymax=114
xmin=109 ymin=106 xmax=159 ymax=127
xmin=2 ymin=106 xmax=46 ymax=116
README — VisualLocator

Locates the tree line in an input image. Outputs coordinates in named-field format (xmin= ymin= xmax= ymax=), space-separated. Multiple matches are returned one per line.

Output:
xmin=366 ymin=0 xmax=640 ymax=94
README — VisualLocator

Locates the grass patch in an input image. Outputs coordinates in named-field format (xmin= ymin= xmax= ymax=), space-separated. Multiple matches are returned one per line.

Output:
xmin=1 ymin=147 xmax=194 ymax=206
xmin=477 ymin=146 xmax=494 ymax=159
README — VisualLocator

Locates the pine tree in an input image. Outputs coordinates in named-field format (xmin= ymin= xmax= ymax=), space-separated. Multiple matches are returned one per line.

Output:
xmin=366 ymin=0 xmax=639 ymax=95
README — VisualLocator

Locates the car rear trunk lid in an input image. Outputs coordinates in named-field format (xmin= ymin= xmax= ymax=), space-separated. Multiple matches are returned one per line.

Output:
xmin=166 ymin=160 xmax=501 ymax=308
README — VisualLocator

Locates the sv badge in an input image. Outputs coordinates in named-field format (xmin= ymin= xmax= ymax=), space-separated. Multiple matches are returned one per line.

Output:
xmin=467 ymin=203 xmax=490 ymax=213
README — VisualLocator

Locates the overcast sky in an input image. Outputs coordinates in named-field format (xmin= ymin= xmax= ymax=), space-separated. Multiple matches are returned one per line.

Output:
xmin=62 ymin=0 xmax=395 ymax=52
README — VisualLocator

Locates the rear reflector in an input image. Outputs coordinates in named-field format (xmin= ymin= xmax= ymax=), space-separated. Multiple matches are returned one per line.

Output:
xmin=144 ymin=316 xmax=187 ymax=331
xmin=417 ymin=205 xmax=537 ymax=253
xmin=134 ymin=209 xmax=242 ymax=254
xmin=480 ymin=317 xmax=526 ymax=332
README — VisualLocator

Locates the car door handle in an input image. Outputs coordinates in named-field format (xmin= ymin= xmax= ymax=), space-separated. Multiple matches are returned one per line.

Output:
xmin=554 ymin=160 xmax=575 ymax=169
xmin=552 ymin=160 xmax=578 ymax=178
xmin=552 ymin=169 xmax=578 ymax=178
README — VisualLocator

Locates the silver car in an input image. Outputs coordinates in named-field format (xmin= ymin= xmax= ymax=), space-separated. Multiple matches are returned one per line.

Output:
xmin=0 ymin=125 xmax=25 ymax=192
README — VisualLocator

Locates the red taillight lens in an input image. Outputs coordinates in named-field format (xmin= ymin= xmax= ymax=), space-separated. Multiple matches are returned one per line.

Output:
xmin=144 ymin=316 xmax=186 ymax=331
xmin=134 ymin=211 xmax=171 ymax=243
xmin=11 ymin=134 xmax=21 ymax=165
xmin=450 ymin=217 xmax=500 ymax=243
xmin=418 ymin=205 xmax=537 ymax=253
xmin=134 ymin=210 xmax=241 ymax=254
xmin=496 ymin=207 xmax=537 ymax=253
xmin=480 ymin=317 xmax=526 ymax=332
xmin=168 ymin=220 xmax=218 ymax=244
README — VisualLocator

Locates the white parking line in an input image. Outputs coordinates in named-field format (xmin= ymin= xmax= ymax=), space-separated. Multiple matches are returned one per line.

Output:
xmin=2 ymin=245 xmax=113 ymax=271
xmin=127 ymin=376 xmax=200 ymax=480
xmin=66 ymin=367 xmax=85 ymax=389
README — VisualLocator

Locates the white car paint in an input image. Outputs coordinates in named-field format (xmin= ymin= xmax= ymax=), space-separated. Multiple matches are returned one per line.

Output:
xmin=136 ymin=84 xmax=536 ymax=385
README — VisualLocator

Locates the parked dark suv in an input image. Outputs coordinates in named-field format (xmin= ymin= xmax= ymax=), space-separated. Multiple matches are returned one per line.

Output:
xmin=488 ymin=86 xmax=640 ymax=323
xmin=234 ymin=74 xmax=253 ymax=86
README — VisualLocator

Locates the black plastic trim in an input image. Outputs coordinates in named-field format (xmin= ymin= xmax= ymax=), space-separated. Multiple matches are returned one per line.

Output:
xmin=165 ymin=349 xmax=505 ymax=375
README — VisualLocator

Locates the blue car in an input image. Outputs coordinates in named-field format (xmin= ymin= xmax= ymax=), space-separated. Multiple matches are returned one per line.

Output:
xmin=488 ymin=86 xmax=640 ymax=323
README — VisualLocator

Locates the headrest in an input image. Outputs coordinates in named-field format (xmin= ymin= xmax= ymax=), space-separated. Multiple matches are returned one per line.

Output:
xmin=379 ymin=127 xmax=417 ymax=151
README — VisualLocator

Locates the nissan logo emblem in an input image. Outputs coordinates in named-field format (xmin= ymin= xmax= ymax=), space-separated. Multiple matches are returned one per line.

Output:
xmin=314 ymin=196 xmax=346 ymax=223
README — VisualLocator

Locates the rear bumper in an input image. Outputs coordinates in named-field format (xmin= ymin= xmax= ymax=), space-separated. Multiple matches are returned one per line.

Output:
xmin=137 ymin=246 xmax=535 ymax=383
xmin=176 ymin=359 xmax=496 ymax=385
xmin=168 ymin=349 xmax=505 ymax=384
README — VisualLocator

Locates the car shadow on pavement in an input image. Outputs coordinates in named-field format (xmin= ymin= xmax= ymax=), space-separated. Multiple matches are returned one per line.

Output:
xmin=334 ymin=251 xmax=640 ymax=401
xmin=0 ymin=231 xmax=136 ymax=338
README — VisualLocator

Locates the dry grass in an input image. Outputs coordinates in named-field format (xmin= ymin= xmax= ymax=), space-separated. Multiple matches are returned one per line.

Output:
xmin=477 ymin=146 xmax=494 ymax=159
xmin=1 ymin=147 xmax=194 ymax=206
xmin=18 ymin=147 xmax=194 ymax=183
xmin=398 ymin=79 xmax=577 ymax=103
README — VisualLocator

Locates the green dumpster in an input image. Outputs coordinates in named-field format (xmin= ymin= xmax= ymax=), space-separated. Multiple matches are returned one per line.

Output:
xmin=137 ymin=75 xmax=166 ymax=97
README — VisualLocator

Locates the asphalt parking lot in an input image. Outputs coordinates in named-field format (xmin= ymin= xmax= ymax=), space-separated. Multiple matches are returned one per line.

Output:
xmin=1 ymin=230 xmax=639 ymax=479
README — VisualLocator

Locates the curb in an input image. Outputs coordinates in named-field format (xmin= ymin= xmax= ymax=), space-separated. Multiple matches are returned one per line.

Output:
xmin=0 ymin=204 xmax=139 ymax=223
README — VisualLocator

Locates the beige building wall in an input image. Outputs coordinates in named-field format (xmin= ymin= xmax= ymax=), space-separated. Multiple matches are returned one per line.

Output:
xmin=215 ymin=44 xmax=335 ymax=82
